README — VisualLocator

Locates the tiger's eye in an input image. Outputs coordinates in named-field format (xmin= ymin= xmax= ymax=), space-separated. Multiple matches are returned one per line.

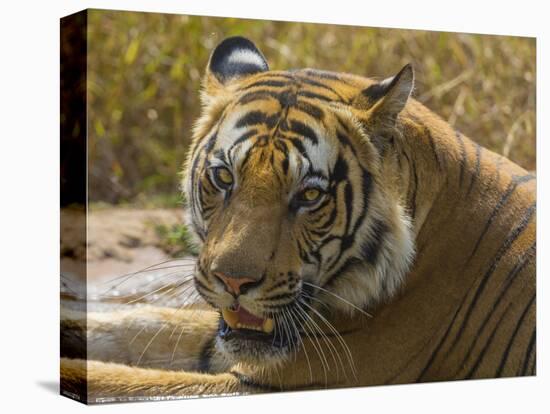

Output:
xmin=302 ymin=188 xmax=321 ymax=202
xmin=214 ymin=167 xmax=233 ymax=187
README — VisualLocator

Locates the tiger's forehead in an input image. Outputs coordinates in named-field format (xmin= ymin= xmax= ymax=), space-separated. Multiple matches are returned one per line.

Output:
xmin=211 ymin=81 xmax=342 ymax=183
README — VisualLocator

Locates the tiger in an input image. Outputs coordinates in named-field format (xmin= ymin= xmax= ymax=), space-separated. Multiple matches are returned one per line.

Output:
xmin=61 ymin=36 xmax=536 ymax=402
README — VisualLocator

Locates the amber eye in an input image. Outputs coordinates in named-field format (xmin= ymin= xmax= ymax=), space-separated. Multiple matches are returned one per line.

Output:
xmin=298 ymin=188 xmax=323 ymax=205
xmin=212 ymin=167 xmax=234 ymax=189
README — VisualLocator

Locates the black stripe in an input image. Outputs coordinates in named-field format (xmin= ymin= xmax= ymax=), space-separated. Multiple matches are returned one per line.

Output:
xmin=296 ymin=100 xmax=324 ymax=120
xmin=466 ymin=174 xmax=535 ymax=264
xmin=238 ymin=90 xmax=281 ymax=105
xmin=236 ymin=110 xmax=279 ymax=129
xmin=239 ymin=89 xmax=301 ymax=111
xmin=296 ymin=76 xmax=346 ymax=101
xmin=229 ymin=371 xmax=282 ymax=392
xmin=409 ymin=159 xmax=418 ymax=220
xmin=315 ymin=198 xmax=338 ymax=232
xmin=300 ymin=227 xmax=316 ymax=252
xmin=453 ymin=242 xmax=535 ymax=376
xmin=242 ymin=79 xmax=290 ymax=90
xmin=323 ymin=255 xmax=363 ymax=286
xmin=238 ymin=144 xmax=261 ymax=175
xmin=335 ymin=131 xmax=359 ymax=157
xmin=202 ymin=170 xmax=218 ymax=193
xmin=456 ymin=131 xmax=467 ymax=186
xmin=301 ymin=68 xmax=347 ymax=82
xmin=355 ymin=168 xmax=373 ymax=234
xmin=286 ymin=136 xmax=308 ymax=158
xmin=212 ymin=149 xmax=227 ymax=163
xmin=331 ymin=154 xmax=349 ymax=183
xmin=189 ymin=145 xmax=203 ymax=202
xmin=197 ymin=336 xmax=216 ymax=373
xmin=343 ymin=181 xmax=353 ymax=234
xmin=273 ymin=137 xmax=289 ymax=155
xmin=426 ymin=128 xmax=444 ymax=171
xmin=204 ymin=131 xmax=219 ymax=156
xmin=308 ymin=195 xmax=333 ymax=216
xmin=288 ymin=119 xmax=319 ymax=144
xmin=258 ymin=292 xmax=296 ymax=302
xmin=520 ymin=329 xmax=536 ymax=376
xmin=336 ymin=131 xmax=352 ymax=147
xmin=194 ymin=275 xmax=216 ymax=296
xmin=228 ymin=128 xmax=258 ymax=157
xmin=278 ymin=89 xmax=297 ymax=108
xmin=190 ymin=122 xmax=218 ymax=160
xmin=361 ymin=220 xmax=388 ymax=264
xmin=320 ymin=167 xmax=373 ymax=287
xmin=495 ymin=294 xmax=536 ymax=377
xmin=264 ymin=279 xmax=289 ymax=294
xmin=449 ymin=202 xmax=536 ymax=352
xmin=336 ymin=115 xmax=351 ymax=133
xmin=276 ymin=139 xmax=290 ymax=175
xmin=466 ymin=143 xmax=482 ymax=195
xmin=416 ymin=295 xmax=467 ymax=382
xmin=297 ymin=90 xmax=334 ymax=102
xmin=464 ymin=302 xmax=512 ymax=379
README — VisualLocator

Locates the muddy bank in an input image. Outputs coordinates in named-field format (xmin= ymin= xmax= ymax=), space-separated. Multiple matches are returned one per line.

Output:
xmin=61 ymin=207 xmax=200 ymax=311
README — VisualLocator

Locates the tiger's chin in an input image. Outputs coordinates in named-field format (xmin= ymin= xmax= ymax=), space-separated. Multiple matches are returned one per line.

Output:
xmin=215 ymin=316 xmax=297 ymax=367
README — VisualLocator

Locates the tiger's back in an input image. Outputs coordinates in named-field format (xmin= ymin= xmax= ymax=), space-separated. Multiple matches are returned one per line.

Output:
xmin=399 ymin=99 xmax=536 ymax=381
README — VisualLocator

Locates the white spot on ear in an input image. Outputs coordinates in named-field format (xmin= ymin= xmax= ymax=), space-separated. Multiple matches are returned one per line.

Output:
xmin=379 ymin=76 xmax=394 ymax=88
xmin=227 ymin=49 xmax=267 ymax=70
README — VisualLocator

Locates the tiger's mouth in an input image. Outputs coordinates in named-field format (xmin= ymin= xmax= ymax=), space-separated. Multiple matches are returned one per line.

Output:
xmin=217 ymin=304 xmax=296 ymax=352
xmin=221 ymin=304 xmax=274 ymax=333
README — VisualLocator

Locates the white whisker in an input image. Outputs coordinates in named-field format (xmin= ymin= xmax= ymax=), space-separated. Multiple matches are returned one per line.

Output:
xmin=300 ymin=299 xmax=358 ymax=381
xmin=303 ymin=281 xmax=373 ymax=318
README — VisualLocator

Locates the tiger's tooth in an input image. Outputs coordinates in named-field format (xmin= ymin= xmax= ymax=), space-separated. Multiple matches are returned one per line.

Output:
xmin=222 ymin=308 xmax=239 ymax=329
xmin=262 ymin=318 xmax=274 ymax=334
xmin=223 ymin=309 xmax=274 ymax=333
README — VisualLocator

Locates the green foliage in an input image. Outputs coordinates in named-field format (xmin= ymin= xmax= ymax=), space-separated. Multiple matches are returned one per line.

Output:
xmin=154 ymin=222 xmax=199 ymax=257
xmin=87 ymin=9 xmax=536 ymax=203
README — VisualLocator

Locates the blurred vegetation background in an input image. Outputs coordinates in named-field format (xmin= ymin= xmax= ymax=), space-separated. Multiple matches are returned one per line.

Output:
xmin=87 ymin=9 xmax=535 ymax=205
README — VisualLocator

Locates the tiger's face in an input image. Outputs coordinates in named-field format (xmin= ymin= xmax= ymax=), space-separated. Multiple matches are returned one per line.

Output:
xmin=183 ymin=37 xmax=415 ymax=366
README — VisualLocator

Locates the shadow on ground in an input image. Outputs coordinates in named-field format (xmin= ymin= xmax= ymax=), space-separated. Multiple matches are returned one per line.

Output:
xmin=36 ymin=381 xmax=59 ymax=395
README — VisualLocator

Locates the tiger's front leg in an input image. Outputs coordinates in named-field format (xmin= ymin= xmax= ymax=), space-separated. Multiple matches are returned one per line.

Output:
xmin=61 ymin=305 xmax=266 ymax=400
xmin=60 ymin=357 xmax=257 ymax=401
xmin=61 ymin=305 xmax=228 ymax=373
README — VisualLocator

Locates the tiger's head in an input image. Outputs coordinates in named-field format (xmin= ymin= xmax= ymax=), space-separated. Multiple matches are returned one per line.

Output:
xmin=183 ymin=37 xmax=415 ymax=366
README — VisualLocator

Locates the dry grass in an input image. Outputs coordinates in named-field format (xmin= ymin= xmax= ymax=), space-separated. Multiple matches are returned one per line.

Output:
xmin=87 ymin=9 xmax=536 ymax=203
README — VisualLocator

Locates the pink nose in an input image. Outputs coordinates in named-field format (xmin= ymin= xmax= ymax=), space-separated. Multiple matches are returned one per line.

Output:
xmin=213 ymin=272 xmax=256 ymax=295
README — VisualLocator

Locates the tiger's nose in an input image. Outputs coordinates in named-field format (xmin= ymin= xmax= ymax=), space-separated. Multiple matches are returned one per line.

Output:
xmin=213 ymin=272 xmax=257 ymax=296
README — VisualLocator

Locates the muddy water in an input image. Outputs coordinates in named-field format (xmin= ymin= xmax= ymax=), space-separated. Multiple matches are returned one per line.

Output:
xmin=60 ymin=208 xmax=204 ymax=313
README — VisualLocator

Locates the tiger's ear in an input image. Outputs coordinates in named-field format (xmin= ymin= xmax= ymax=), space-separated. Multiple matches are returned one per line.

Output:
xmin=201 ymin=36 xmax=268 ymax=105
xmin=353 ymin=64 xmax=414 ymax=126
xmin=203 ymin=36 xmax=268 ymax=100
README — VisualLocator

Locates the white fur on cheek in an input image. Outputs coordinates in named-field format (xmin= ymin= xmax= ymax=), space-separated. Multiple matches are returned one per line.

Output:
xmin=319 ymin=189 xmax=416 ymax=314
xmin=301 ymin=125 xmax=337 ymax=178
